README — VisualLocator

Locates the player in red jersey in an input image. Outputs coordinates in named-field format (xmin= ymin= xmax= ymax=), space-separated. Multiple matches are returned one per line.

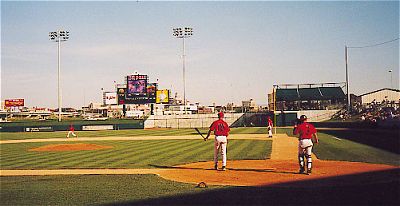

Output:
xmin=267 ymin=116 xmax=273 ymax=138
xmin=66 ymin=124 xmax=77 ymax=138
xmin=205 ymin=112 xmax=230 ymax=171
xmin=293 ymin=115 xmax=318 ymax=174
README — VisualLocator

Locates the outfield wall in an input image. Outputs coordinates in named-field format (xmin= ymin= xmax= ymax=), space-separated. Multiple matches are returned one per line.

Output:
xmin=144 ymin=113 xmax=244 ymax=129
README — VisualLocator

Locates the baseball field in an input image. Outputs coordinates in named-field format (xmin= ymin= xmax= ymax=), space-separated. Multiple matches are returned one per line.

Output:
xmin=0 ymin=127 xmax=399 ymax=205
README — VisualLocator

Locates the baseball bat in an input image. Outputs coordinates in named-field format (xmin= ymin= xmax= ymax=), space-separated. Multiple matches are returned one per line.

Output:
xmin=194 ymin=128 xmax=207 ymax=141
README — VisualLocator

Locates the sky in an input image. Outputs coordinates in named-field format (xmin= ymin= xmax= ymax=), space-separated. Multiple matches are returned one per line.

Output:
xmin=1 ymin=1 xmax=399 ymax=109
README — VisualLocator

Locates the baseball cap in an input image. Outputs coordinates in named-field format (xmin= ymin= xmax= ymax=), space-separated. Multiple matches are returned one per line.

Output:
xmin=299 ymin=115 xmax=307 ymax=121
xmin=218 ymin=112 xmax=224 ymax=118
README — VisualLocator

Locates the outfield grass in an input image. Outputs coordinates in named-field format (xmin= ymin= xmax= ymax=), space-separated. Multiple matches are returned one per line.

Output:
xmin=313 ymin=133 xmax=399 ymax=166
xmin=0 ymin=127 xmax=289 ymax=141
xmin=280 ymin=128 xmax=400 ymax=166
xmin=0 ymin=140 xmax=271 ymax=169
xmin=0 ymin=175 xmax=225 ymax=206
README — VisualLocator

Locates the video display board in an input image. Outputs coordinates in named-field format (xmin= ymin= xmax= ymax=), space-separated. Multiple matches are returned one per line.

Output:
xmin=126 ymin=75 xmax=148 ymax=103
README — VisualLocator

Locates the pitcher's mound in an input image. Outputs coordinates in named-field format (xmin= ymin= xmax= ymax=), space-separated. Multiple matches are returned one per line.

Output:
xmin=29 ymin=143 xmax=113 ymax=152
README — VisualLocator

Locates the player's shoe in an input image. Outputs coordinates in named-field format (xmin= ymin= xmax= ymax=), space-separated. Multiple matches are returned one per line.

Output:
xmin=221 ymin=166 xmax=226 ymax=171
xmin=299 ymin=168 xmax=305 ymax=174
xmin=307 ymin=169 xmax=312 ymax=174
xmin=214 ymin=164 xmax=218 ymax=170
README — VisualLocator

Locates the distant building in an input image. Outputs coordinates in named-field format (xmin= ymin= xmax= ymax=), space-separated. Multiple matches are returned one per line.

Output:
xmin=360 ymin=88 xmax=400 ymax=105
xmin=242 ymin=99 xmax=258 ymax=112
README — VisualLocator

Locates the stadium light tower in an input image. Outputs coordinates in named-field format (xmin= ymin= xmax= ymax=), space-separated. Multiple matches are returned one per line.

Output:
xmin=173 ymin=27 xmax=193 ymax=114
xmin=49 ymin=30 xmax=69 ymax=122
xmin=388 ymin=70 xmax=393 ymax=89
xmin=345 ymin=46 xmax=350 ymax=112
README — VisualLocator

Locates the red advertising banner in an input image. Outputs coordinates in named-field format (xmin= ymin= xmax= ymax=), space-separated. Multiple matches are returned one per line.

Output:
xmin=5 ymin=99 xmax=25 ymax=107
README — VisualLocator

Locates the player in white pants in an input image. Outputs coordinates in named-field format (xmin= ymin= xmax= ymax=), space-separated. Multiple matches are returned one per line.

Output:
xmin=267 ymin=116 xmax=273 ymax=138
xmin=205 ymin=112 xmax=230 ymax=171
xmin=293 ymin=115 xmax=318 ymax=174
xmin=214 ymin=135 xmax=227 ymax=170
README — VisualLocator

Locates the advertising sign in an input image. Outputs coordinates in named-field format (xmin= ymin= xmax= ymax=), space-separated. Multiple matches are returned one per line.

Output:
xmin=82 ymin=125 xmax=114 ymax=131
xmin=147 ymin=83 xmax=158 ymax=103
xmin=104 ymin=92 xmax=117 ymax=105
xmin=156 ymin=90 xmax=170 ymax=103
xmin=117 ymin=87 xmax=126 ymax=105
xmin=5 ymin=99 xmax=24 ymax=107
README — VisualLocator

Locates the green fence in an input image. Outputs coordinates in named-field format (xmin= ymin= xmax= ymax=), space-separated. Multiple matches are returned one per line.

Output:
xmin=0 ymin=119 xmax=144 ymax=132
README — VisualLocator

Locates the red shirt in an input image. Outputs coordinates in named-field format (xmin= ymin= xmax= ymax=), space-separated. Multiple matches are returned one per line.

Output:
xmin=210 ymin=119 xmax=230 ymax=136
xmin=293 ymin=122 xmax=316 ymax=139
xmin=69 ymin=126 xmax=75 ymax=132
xmin=268 ymin=118 xmax=273 ymax=127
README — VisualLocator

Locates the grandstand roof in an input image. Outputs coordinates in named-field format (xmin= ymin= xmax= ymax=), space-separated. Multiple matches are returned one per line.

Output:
xmin=276 ymin=87 xmax=346 ymax=101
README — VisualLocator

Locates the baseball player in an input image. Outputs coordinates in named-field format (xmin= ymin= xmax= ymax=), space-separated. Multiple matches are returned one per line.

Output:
xmin=205 ymin=112 xmax=230 ymax=171
xmin=293 ymin=115 xmax=318 ymax=174
xmin=67 ymin=124 xmax=77 ymax=138
xmin=267 ymin=116 xmax=273 ymax=138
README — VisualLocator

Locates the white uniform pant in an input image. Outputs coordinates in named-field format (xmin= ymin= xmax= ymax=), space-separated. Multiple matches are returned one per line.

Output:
xmin=268 ymin=126 xmax=273 ymax=137
xmin=67 ymin=131 xmax=77 ymax=138
xmin=298 ymin=139 xmax=313 ymax=170
xmin=214 ymin=136 xmax=227 ymax=167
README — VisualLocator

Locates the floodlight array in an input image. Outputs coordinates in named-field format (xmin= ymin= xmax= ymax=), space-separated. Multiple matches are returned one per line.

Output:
xmin=173 ymin=27 xmax=193 ymax=38
xmin=49 ymin=30 xmax=70 ymax=41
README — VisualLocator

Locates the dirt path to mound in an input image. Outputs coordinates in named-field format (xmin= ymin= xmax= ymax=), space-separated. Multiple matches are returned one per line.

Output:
xmin=1 ymin=134 xmax=398 ymax=188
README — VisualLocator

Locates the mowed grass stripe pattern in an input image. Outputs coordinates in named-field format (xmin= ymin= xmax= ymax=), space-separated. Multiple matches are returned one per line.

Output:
xmin=0 ymin=140 xmax=271 ymax=169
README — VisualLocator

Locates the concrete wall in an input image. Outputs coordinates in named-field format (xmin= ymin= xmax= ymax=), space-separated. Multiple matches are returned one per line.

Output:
xmin=144 ymin=113 xmax=244 ymax=129
xmin=297 ymin=110 xmax=339 ymax=122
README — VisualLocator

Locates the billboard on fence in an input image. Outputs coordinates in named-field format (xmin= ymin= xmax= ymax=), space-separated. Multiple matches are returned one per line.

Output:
xmin=82 ymin=125 xmax=114 ymax=131
xmin=147 ymin=83 xmax=158 ymax=103
xmin=5 ymin=99 xmax=24 ymax=107
xmin=156 ymin=89 xmax=169 ymax=103
xmin=104 ymin=92 xmax=117 ymax=105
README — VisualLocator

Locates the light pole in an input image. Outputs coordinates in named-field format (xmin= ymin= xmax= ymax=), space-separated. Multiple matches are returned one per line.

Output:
xmin=388 ymin=70 xmax=393 ymax=89
xmin=345 ymin=46 xmax=350 ymax=112
xmin=49 ymin=30 xmax=69 ymax=122
xmin=173 ymin=27 xmax=193 ymax=114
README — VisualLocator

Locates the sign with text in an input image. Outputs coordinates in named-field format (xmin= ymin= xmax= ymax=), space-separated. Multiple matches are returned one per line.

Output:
xmin=104 ymin=92 xmax=117 ymax=105
xmin=5 ymin=99 xmax=24 ymax=107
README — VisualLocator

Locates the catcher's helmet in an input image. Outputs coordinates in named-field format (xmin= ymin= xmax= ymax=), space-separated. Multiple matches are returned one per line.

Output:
xmin=299 ymin=115 xmax=307 ymax=121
